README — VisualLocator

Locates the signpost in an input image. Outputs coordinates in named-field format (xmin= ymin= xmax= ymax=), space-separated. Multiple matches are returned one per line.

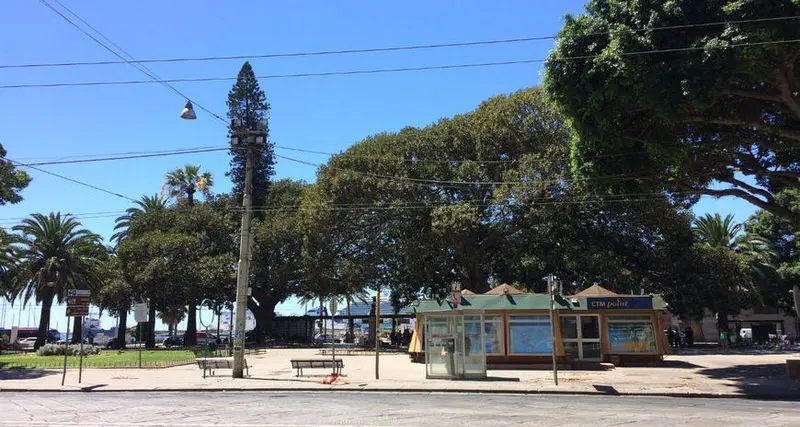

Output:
xmin=134 ymin=302 xmax=148 ymax=369
xmin=547 ymin=275 xmax=559 ymax=386
xmin=330 ymin=299 xmax=338 ymax=373
xmin=375 ymin=287 xmax=381 ymax=380
xmin=64 ymin=290 xmax=90 ymax=386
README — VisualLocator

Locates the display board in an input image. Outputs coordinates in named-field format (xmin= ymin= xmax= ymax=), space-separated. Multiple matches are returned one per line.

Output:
xmin=509 ymin=315 xmax=553 ymax=354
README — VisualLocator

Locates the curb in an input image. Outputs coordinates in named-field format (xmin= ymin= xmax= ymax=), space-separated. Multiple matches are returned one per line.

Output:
xmin=2 ymin=387 xmax=799 ymax=401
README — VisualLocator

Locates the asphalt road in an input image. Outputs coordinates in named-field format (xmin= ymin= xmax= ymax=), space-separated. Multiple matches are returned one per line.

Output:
xmin=0 ymin=392 xmax=798 ymax=426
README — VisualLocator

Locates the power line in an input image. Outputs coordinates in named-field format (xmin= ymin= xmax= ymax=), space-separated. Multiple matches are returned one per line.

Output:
xmin=1 ymin=157 xmax=136 ymax=202
xmin=275 ymin=153 xmax=649 ymax=187
xmin=37 ymin=0 xmax=227 ymax=124
xmin=12 ymin=142 xmax=645 ymax=167
xmin=274 ymin=145 xmax=649 ymax=164
xmin=3 ymin=15 xmax=797 ymax=70
xmin=21 ymin=147 xmax=228 ymax=166
xmin=14 ymin=145 xmax=225 ymax=163
xmin=4 ymin=38 xmax=798 ymax=90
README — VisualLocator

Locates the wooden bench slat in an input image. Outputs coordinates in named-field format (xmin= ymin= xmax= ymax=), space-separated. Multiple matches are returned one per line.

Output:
xmin=290 ymin=359 xmax=344 ymax=376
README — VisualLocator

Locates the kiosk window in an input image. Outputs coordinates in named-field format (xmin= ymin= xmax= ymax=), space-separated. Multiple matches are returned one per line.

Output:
xmin=607 ymin=316 xmax=657 ymax=353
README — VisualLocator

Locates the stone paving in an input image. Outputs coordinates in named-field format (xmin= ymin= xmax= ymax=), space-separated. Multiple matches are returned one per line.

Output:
xmin=1 ymin=348 xmax=799 ymax=398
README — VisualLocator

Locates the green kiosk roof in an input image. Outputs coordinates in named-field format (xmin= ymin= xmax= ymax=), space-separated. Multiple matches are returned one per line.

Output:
xmin=410 ymin=293 xmax=668 ymax=313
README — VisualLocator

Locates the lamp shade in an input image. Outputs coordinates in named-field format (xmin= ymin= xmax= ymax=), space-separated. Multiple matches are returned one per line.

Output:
xmin=180 ymin=100 xmax=197 ymax=120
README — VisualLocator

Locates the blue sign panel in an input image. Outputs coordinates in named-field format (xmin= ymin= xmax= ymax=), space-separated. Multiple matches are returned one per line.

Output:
xmin=586 ymin=297 xmax=653 ymax=310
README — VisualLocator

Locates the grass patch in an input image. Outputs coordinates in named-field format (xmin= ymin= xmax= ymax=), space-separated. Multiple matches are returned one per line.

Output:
xmin=0 ymin=349 xmax=196 ymax=369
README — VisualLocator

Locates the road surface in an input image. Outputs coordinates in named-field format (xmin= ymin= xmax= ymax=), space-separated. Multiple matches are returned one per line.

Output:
xmin=0 ymin=392 xmax=798 ymax=426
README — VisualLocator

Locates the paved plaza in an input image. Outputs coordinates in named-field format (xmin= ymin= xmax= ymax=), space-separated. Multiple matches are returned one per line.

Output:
xmin=1 ymin=348 xmax=799 ymax=399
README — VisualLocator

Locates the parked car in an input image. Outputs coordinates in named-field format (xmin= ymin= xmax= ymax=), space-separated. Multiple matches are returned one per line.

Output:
xmin=17 ymin=337 xmax=37 ymax=348
xmin=105 ymin=338 xmax=125 ymax=349
xmin=162 ymin=336 xmax=184 ymax=348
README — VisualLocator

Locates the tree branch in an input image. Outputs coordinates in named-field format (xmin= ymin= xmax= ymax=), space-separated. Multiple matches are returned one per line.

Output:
xmin=715 ymin=176 xmax=774 ymax=202
xmin=776 ymin=66 xmax=800 ymax=121
xmin=695 ymin=186 xmax=800 ymax=226
xmin=683 ymin=117 xmax=800 ymax=141
xmin=724 ymin=89 xmax=782 ymax=104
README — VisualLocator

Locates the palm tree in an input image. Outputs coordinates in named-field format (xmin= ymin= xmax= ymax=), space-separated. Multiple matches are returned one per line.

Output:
xmin=163 ymin=165 xmax=213 ymax=206
xmin=163 ymin=166 xmax=213 ymax=346
xmin=692 ymin=213 xmax=741 ymax=248
xmin=0 ymin=228 xmax=20 ymax=301
xmin=693 ymin=213 xmax=777 ymax=274
xmin=159 ymin=305 xmax=186 ymax=337
xmin=111 ymin=195 xmax=168 ymax=244
xmin=11 ymin=213 xmax=102 ymax=349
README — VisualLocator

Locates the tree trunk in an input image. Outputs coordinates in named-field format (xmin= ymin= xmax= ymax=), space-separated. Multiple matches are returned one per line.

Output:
xmin=464 ymin=262 xmax=489 ymax=294
xmin=184 ymin=302 xmax=197 ymax=346
xmin=116 ymin=308 xmax=128 ymax=349
xmin=347 ymin=297 xmax=354 ymax=343
xmin=146 ymin=305 xmax=156 ymax=349
xmin=34 ymin=292 xmax=54 ymax=350
xmin=216 ymin=305 xmax=221 ymax=339
xmin=248 ymin=300 xmax=266 ymax=345
xmin=261 ymin=299 xmax=278 ymax=339
xmin=70 ymin=315 xmax=82 ymax=344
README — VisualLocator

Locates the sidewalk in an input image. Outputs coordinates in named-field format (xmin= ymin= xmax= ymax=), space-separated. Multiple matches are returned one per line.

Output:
xmin=2 ymin=348 xmax=799 ymax=399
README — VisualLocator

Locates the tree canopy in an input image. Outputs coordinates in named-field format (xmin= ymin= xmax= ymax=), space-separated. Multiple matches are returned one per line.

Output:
xmin=545 ymin=0 xmax=800 ymax=225
xmin=0 ymin=143 xmax=32 ymax=205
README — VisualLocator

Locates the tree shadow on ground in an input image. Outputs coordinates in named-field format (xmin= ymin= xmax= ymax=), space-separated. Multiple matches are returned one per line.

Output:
xmin=619 ymin=359 xmax=704 ymax=369
xmin=0 ymin=363 xmax=58 ymax=380
xmin=698 ymin=363 xmax=800 ymax=400
xmin=672 ymin=347 xmax=800 ymax=356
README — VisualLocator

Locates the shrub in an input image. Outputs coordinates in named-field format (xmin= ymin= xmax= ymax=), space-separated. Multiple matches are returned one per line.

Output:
xmin=36 ymin=343 xmax=101 ymax=356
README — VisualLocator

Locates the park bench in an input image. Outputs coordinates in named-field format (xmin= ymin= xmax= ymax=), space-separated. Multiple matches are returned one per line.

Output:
xmin=195 ymin=357 xmax=249 ymax=377
xmin=290 ymin=359 xmax=343 ymax=376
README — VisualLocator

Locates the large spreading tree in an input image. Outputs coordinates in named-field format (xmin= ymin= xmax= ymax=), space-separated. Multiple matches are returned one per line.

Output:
xmin=544 ymin=0 xmax=800 ymax=225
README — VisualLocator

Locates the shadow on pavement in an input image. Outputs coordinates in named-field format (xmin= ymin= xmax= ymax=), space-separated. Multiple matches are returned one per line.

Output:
xmin=81 ymin=384 xmax=107 ymax=391
xmin=698 ymin=363 xmax=800 ymax=400
xmin=620 ymin=359 xmax=704 ymax=369
xmin=673 ymin=347 xmax=800 ymax=356
xmin=592 ymin=384 xmax=619 ymax=395
xmin=0 ymin=363 xmax=58 ymax=380
xmin=243 ymin=376 xmax=329 ymax=384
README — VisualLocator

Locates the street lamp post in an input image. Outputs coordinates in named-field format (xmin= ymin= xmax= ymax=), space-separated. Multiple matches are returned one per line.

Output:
xmin=179 ymin=103 xmax=261 ymax=378
xmin=230 ymin=119 xmax=265 ymax=378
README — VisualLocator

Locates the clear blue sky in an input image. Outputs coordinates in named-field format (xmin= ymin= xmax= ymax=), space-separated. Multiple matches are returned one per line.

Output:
xmin=0 ymin=1 xmax=757 ymax=332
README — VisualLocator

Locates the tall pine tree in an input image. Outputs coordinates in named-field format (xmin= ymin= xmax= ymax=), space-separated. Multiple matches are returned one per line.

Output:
xmin=226 ymin=62 xmax=275 ymax=216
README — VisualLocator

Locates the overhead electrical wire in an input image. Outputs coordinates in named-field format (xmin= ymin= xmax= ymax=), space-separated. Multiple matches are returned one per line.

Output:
xmin=275 ymin=153 xmax=653 ymax=187
xmin=0 ymin=156 xmax=137 ymax=202
xmin=37 ymin=0 xmax=227 ymax=124
xmin=2 ymin=15 xmax=797 ymax=69
xmin=20 ymin=147 xmax=228 ymax=166
xmin=3 ymin=38 xmax=799 ymax=90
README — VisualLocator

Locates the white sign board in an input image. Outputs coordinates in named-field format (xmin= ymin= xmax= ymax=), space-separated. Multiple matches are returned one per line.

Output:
xmin=67 ymin=289 xmax=91 ymax=297
xmin=134 ymin=302 xmax=149 ymax=323
xmin=219 ymin=310 xmax=256 ymax=332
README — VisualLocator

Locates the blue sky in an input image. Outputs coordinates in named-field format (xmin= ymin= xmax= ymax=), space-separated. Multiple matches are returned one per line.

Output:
xmin=0 ymin=1 xmax=757 ymax=332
